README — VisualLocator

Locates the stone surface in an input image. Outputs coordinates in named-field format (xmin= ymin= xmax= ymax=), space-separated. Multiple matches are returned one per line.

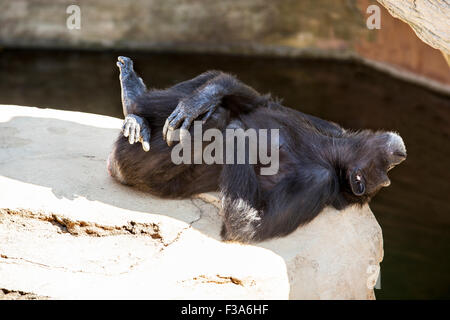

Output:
xmin=0 ymin=0 xmax=449 ymax=85
xmin=377 ymin=0 xmax=450 ymax=56
xmin=0 ymin=105 xmax=383 ymax=299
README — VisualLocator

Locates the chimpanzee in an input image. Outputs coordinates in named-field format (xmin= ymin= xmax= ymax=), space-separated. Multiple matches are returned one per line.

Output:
xmin=108 ymin=56 xmax=406 ymax=243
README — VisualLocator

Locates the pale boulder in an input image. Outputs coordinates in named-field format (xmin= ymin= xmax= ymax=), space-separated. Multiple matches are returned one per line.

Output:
xmin=0 ymin=105 xmax=383 ymax=299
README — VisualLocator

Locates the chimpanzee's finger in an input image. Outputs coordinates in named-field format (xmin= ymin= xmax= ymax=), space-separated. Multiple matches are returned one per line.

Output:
xmin=128 ymin=123 xmax=136 ymax=144
xmin=166 ymin=129 xmax=180 ymax=147
xmin=169 ymin=113 xmax=185 ymax=130
xmin=166 ymin=105 xmax=179 ymax=123
xmin=134 ymin=122 xmax=141 ymax=143
xmin=201 ymin=106 xmax=216 ymax=124
xmin=123 ymin=119 xmax=131 ymax=137
xmin=140 ymin=126 xmax=151 ymax=152
xmin=180 ymin=117 xmax=194 ymax=146
xmin=163 ymin=119 xmax=169 ymax=142
xmin=163 ymin=106 xmax=181 ymax=140
xmin=163 ymin=102 xmax=185 ymax=141
xmin=165 ymin=113 xmax=185 ymax=146
xmin=142 ymin=140 xmax=150 ymax=152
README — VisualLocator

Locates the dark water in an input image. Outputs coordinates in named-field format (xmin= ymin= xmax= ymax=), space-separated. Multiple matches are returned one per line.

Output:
xmin=1 ymin=49 xmax=449 ymax=299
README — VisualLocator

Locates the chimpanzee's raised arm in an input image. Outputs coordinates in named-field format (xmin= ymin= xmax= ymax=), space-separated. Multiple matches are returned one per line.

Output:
xmin=162 ymin=72 xmax=268 ymax=146
xmin=116 ymin=56 xmax=152 ymax=151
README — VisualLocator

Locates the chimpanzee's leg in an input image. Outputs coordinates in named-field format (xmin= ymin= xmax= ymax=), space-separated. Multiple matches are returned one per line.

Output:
xmin=111 ymin=57 xmax=230 ymax=194
xmin=117 ymin=56 xmax=147 ymax=117
xmin=117 ymin=57 xmax=224 ymax=151
xmin=116 ymin=56 xmax=152 ymax=151
xmin=110 ymin=57 xmax=231 ymax=196
xmin=108 ymin=106 xmax=229 ymax=197
xmin=220 ymin=162 xmax=262 ymax=242
xmin=217 ymin=120 xmax=263 ymax=242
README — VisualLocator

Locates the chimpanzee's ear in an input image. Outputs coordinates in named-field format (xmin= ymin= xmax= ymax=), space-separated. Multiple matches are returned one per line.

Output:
xmin=349 ymin=169 xmax=366 ymax=196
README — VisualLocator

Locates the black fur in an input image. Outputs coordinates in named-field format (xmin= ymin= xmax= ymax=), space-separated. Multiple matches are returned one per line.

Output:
xmin=109 ymin=58 xmax=406 ymax=243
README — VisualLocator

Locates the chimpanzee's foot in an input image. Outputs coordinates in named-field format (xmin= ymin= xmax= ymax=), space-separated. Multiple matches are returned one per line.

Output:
xmin=116 ymin=56 xmax=147 ymax=116
xmin=122 ymin=114 xmax=151 ymax=152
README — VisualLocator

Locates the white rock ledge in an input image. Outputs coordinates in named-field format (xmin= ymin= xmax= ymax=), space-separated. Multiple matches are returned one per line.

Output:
xmin=0 ymin=105 xmax=383 ymax=300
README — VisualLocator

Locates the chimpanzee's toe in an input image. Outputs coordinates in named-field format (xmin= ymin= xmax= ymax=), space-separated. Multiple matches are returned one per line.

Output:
xmin=117 ymin=57 xmax=135 ymax=79
xmin=117 ymin=56 xmax=132 ymax=69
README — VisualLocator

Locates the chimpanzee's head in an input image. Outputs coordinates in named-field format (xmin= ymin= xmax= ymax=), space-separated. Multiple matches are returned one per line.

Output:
xmin=338 ymin=131 xmax=407 ymax=205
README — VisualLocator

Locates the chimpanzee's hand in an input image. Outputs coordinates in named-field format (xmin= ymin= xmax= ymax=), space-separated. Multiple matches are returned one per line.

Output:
xmin=162 ymin=98 xmax=219 ymax=146
xmin=122 ymin=114 xmax=151 ymax=152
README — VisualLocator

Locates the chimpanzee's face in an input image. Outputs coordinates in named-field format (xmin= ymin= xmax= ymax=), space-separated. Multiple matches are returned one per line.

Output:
xmin=346 ymin=131 xmax=406 ymax=198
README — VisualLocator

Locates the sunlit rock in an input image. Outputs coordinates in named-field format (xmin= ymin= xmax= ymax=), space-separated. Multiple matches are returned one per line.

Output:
xmin=0 ymin=105 xmax=383 ymax=299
